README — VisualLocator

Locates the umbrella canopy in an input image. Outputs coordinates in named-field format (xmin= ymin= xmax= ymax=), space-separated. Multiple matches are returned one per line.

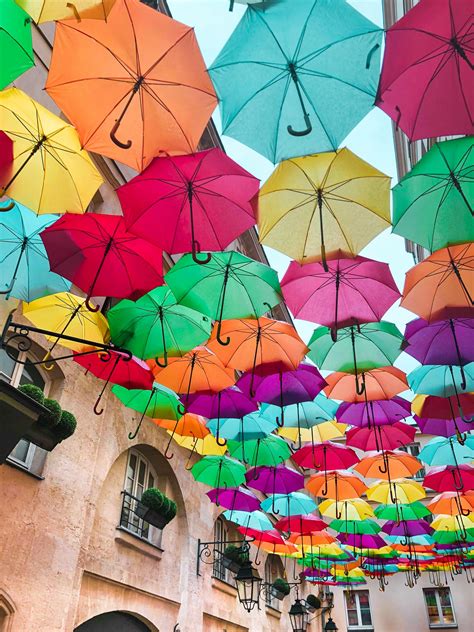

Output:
xmin=45 ymin=0 xmax=217 ymax=171
xmin=247 ymin=363 xmax=326 ymax=408
xmin=375 ymin=502 xmax=431 ymax=522
xmin=40 ymin=213 xmax=164 ymax=307
xmin=154 ymin=413 xmax=209 ymax=439
xmin=165 ymin=251 xmax=282 ymax=338
xmin=275 ymin=515 xmax=328 ymax=534
xmin=23 ymin=291 xmax=109 ymax=353
xmin=392 ymin=137 xmax=474 ymax=251
xmin=227 ymin=435 xmax=291 ymax=467
xmin=0 ymin=0 xmax=33 ymax=90
xmin=206 ymin=487 xmax=260 ymax=512
xmin=325 ymin=367 xmax=408 ymax=403
xmin=306 ymin=470 xmax=367 ymax=500
xmin=331 ymin=519 xmax=381 ymax=535
xmin=376 ymin=0 xmax=473 ymax=140
xmin=336 ymin=397 xmax=412 ymax=428
xmin=170 ymin=433 xmax=227 ymax=457
xmin=427 ymin=491 xmax=474 ymax=516
xmin=209 ymin=0 xmax=382 ymax=163
xmin=257 ymin=149 xmax=390 ymax=265
xmin=418 ymin=436 xmax=474 ymax=467
xmin=223 ymin=509 xmax=273 ymax=531
xmin=246 ymin=464 xmax=304 ymax=495
xmin=261 ymin=492 xmax=317 ymax=516
xmin=413 ymin=393 xmax=474 ymax=437
xmin=185 ymin=386 xmax=257 ymax=419
xmin=112 ymin=383 xmax=183 ymax=420
xmin=0 ymin=88 xmax=103 ymax=214
xmin=408 ymin=364 xmax=474 ymax=398
xmin=261 ymin=394 xmax=338 ymax=428
xmin=366 ymin=479 xmax=426 ymax=505
xmin=423 ymin=465 xmax=474 ymax=493
xmin=281 ymin=255 xmax=400 ymax=333
xmin=0 ymin=201 xmax=71 ymax=301
xmin=404 ymin=317 xmax=474 ymax=367
xmin=119 ymin=148 xmax=259 ymax=260
xmin=382 ymin=520 xmax=433 ymax=538
xmin=354 ymin=451 xmax=422 ymax=481
xmin=17 ymin=0 xmax=116 ymax=22
xmin=319 ymin=499 xmax=374 ymax=521
xmin=191 ymin=455 xmax=247 ymax=489
xmin=278 ymin=420 xmax=348 ymax=444
xmin=346 ymin=422 xmax=416 ymax=452
xmin=293 ymin=441 xmax=359 ymax=471
xmin=206 ymin=412 xmax=277 ymax=442
xmin=401 ymin=243 xmax=474 ymax=321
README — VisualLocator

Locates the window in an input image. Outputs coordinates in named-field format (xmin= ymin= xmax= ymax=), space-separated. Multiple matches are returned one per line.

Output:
xmin=424 ymin=588 xmax=456 ymax=628
xmin=213 ymin=517 xmax=229 ymax=582
xmin=345 ymin=590 xmax=373 ymax=630
xmin=399 ymin=442 xmax=425 ymax=481
xmin=264 ymin=554 xmax=284 ymax=610
xmin=0 ymin=347 xmax=47 ymax=469
xmin=120 ymin=449 xmax=162 ymax=547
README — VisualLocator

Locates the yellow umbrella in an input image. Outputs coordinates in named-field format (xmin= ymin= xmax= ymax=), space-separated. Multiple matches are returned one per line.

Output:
xmin=168 ymin=432 xmax=227 ymax=456
xmin=431 ymin=514 xmax=474 ymax=532
xmin=319 ymin=498 xmax=375 ymax=521
xmin=16 ymin=0 xmax=116 ymax=23
xmin=366 ymin=479 xmax=426 ymax=505
xmin=278 ymin=420 xmax=347 ymax=443
xmin=0 ymin=88 xmax=103 ymax=214
xmin=258 ymin=148 xmax=390 ymax=267
xmin=23 ymin=292 xmax=109 ymax=359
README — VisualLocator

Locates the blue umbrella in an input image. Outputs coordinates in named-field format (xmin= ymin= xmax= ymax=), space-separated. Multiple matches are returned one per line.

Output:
xmin=419 ymin=436 xmax=474 ymax=467
xmin=261 ymin=491 xmax=317 ymax=516
xmin=209 ymin=0 xmax=382 ymax=163
xmin=0 ymin=200 xmax=71 ymax=301
xmin=222 ymin=509 xmax=274 ymax=531
xmin=261 ymin=393 xmax=338 ymax=428
xmin=408 ymin=364 xmax=474 ymax=398
xmin=206 ymin=412 xmax=277 ymax=442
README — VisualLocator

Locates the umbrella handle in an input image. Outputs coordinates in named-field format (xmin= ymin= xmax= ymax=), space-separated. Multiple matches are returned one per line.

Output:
xmin=288 ymin=112 xmax=312 ymax=137
xmin=456 ymin=430 xmax=467 ymax=446
xmin=110 ymin=119 xmax=132 ymax=150
xmin=365 ymin=43 xmax=380 ymax=69
xmin=452 ymin=467 xmax=464 ymax=491
xmin=66 ymin=3 xmax=81 ymax=21
xmin=177 ymin=403 xmax=186 ymax=416
xmin=41 ymin=351 xmax=55 ymax=372
xmin=229 ymin=0 xmax=234 ymax=9
xmin=355 ymin=373 xmax=365 ymax=396
xmin=192 ymin=241 xmax=211 ymax=265
xmin=164 ymin=431 xmax=175 ymax=460
xmin=0 ymin=200 xmax=15 ymax=212
xmin=330 ymin=327 xmax=338 ymax=342
xmin=216 ymin=320 xmax=230 ymax=346
xmin=154 ymin=354 xmax=168 ymax=368
xmin=263 ymin=302 xmax=274 ymax=317
xmin=184 ymin=438 xmax=199 ymax=470
xmin=85 ymin=296 xmax=100 ymax=313
xmin=275 ymin=413 xmax=285 ymax=427
xmin=128 ymin=410 xmax=146 ymax=440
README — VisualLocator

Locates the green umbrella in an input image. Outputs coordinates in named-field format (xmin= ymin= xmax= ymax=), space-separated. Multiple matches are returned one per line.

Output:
xmin=330 ymin=519 xmax=381 ymax=535
xmin=308 ymin=322 xmax=403 ymax=394
xmin=191 ymin=455 xmax=246 ymax=491
xmin=432 ymin=529 xmax=474 ymax=545
xmin=227 ymin=435 xmax=291 ymax=467
xmin=392 ymin=136 xmax=474 ymax=251
xmin=112 ymin=383 xmax=184 ymax=440
xmin=107 ymin=286 xmax=211 ymax=366
xmin=374 ymin=502 xmax=431 ymax=522
xmin=165 ymin=251 xmax=282 ymax=345
xmin=0 ymin=0 xmax=34 ymax=90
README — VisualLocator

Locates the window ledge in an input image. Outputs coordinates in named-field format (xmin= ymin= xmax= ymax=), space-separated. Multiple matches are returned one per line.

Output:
xmin=211 ymin=577 xmax=237 ymax=596
xmin=115 ymin=526 xmax=163 ymax=560
xmin=265 ymin=604 xmax=281 ymax=619
xmin=4 ymin=457 xmax=44 ymax=480
xmin=429 ymin=626 xmax=458 ymax=629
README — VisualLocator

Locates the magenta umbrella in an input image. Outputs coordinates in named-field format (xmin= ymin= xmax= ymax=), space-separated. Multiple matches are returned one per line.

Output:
xmin=118 ymin=148 xmax=259 ymax=264
xmin=184 ymin=386 xmax=257 ymax=420
xmin=41 ymin=213 xmax=164 ymax=310
xmin=382 ymin=520 xmax=433 ymax=538
xmin=336 ymin=396 xmax=412 ymax=428
xmin=376 ymin=0 xmax=473 ymax=140
xmin=246 ymin=464 xmax=304 ymax=494
xmin=423 ymin=464 xmax=474 ymax=493
xmin=236 ymin=361 xmax=292 ymax=399
xmin=415 ymin=394 xmax=474 ymax=438
xmin=206 ymin=486 xmax=261 ymax=512
xmin=74 ymin=350 xmax=154 ymax=415
xmin=281 ymin=256 xmax=400 ymax=340
xmin=338 ymin=533 xmax=387 ymax=550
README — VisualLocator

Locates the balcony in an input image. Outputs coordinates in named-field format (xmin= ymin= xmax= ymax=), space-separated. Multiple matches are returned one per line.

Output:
xmin=118 ymin=491 xmax=163 ymax=549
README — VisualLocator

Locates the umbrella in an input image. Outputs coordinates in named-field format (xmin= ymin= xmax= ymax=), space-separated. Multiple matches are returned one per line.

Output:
xmin=17 ymin=0 xmax=116 ymax=22
xmin=278 ymin=421 xmax=347 ymax=444
xmin=0 ymin=131 xmax=13 ymax=184
xmin=281 ymin=255 xmax=400 ymax=338
xmin=376 ymin=0 xmax=473 ymax=140
xmin=382 ymin=520 xmax=433 ymax=539
xmin=227 ymin=435 xmax=291 ymax=467
xmin=246 ymin=464 xmax=304 ymax=494
xmin=206 ymin=487 xmax=260 ymax=512
xmin=401 ymin=243 xmax=474 ymax=321
xmin=184 ymin=386 xmax=257 ymax=425
xmin=306 ymin=470 xmax=367 ymax=501
xmin=392 ymin=137 xmax=474 ymax=251
xmin=261 ymin=492 xmax=317 ymax=516
xmin=206 ymin=412 xmax=277 ymax=443
xmin=408 ymin=364 xmax=474 ymax=399
xmin=423 ymin=464 xmax=474 ymax=493
xmin=74 ymin=350 xmax=153 ymax=415
xmin=366 ymin=479 xmax=426 ymax=505
xmin=293 ymin=441 xmax=359 ymax=471
xmin=413 ymin=393 xmax=474 ymax=437
xmin=257 ymin=149 xmax=390 ymax=266
xmin=191 ymin=456 xmax=247 ymax=494
xmin=338 ymin=533 xmax=387 ymax=551
xmin=308 ymin=321 xmax=403 ymax=394
xmin=148 ymin=347 xmax=235 ymax=398
xmin=324 ymin=367 xmax=408 ymax=403
xmin=40 ymin=213 xmax=164 ymax=310
xmin=336 ymin=397 xmax=412 ymax=428
xmin=319 ymin=499 xmax=374 ymax=521
xmin=45 ymin=0 xmax=217 ymax=171
xmin=275 ymin=515 xmax=328 ymax=534
xmin=209 ymin=0 xmax=382 ymax=163
xmin=375 ymin=502 xmax=431 ymax=522
xmin=107 ymin=286 xmax=211 ymax=366
xmin=207 ymin=318 xmax=308 ymax=388
xmin=354 ymin=451 xmax=422 ymax=481
xmin=0 ymin=201 xmax=71 ymax=301
xmin=0 ymin=88 xmax=103 ymax=214
xmin=170 ymin=433 xmax=227 ymax=458
xmin=236 ymin=361 xmax=297 ymax=399
xmin=223 ymin=509 xmax=273 ymax=532
xmin=346 ymin=422 xmax=416 ymax=453
xmin=23 ymin=292 xmax=109 ymax=358
xmin=0 ymin=0 xmax=34 ymax=90
xmin=112 ymin=382 xmax=183 ymax=439
xmin=418 ymin=436 xmax=474 ymax=467
xmin=165 ymin=251 xmax=282 ymax=345
xmin=261 ymin=393 xmax=338 ymax=427
xmin=427 ymin=492 xmax=474 ymax=517
xmin=158 ymin=412 xmax=212 ymax=462
xmin=331 ymin=519 xmax=381 ymax=536
xmin=119 ymin=148 xmax=259 ymax=262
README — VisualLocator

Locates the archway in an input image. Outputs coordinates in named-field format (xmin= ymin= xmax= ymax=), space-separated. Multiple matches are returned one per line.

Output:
xmin=74 ymin=611 xmax=152 ymax=632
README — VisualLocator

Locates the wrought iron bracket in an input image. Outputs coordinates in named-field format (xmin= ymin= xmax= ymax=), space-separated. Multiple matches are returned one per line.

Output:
xmin=196 ymin=537 xmax=253 ymax=576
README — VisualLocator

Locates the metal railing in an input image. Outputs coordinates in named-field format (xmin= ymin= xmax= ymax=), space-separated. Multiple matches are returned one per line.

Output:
xmin=119 ymin=490 xmax=162 ymax=548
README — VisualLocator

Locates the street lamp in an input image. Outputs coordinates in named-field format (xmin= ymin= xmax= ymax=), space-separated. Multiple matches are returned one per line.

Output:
xmin=235 ymin=561 xmax=262 ymax=612
xmin=324 ymin=615 xmax=338 ymax=632
xmin=289 ymin=598 xmax=310 ymax=632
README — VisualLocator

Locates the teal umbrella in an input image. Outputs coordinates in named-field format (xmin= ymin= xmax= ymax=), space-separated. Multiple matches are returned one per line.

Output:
xmin=408 ymin=364 xmax=474 ymax=398
xmin=206 ymin=412 xmax=277 ymax=442
xmin=227 ymin=434 xmax=291 ymax=467
xmin=261 ymin=491 xmax=317 ymax=516
xmin=419 ymin=435 xmax=474 ymax=467
xmin=0 ymin=200 xmax=71 ymax=301
xmin=223 ymin=509 xmax=273 ymax=531
xmin=209 ymin=0 xmax=382 ymax=163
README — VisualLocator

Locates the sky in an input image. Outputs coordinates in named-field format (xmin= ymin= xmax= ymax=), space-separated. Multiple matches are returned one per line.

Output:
xmin=168 ymin=0 xmax=419 ymax=373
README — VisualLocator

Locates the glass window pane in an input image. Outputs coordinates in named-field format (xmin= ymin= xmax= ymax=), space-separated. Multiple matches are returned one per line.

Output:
xmin=358 ymin=591 xmax=370 ymax=606
xmin=138 ymin=459 xmax=146 ymax=486
xmin=361 ymin=609 xmax=372 ymax=626
xmin=0 ymin=347 xmax=17 ymax=382
xmin=347 ymin=610 xmax=359 ymax=626
xmin=19 ymin=360 xmax=45 ymax=389
xmin=10 ymin=439 xmax=30 ymax=463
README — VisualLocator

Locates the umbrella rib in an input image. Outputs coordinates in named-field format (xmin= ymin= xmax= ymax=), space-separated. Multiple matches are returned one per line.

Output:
xmin=41 ymin=144 xmax=85 ymax=211
xmin=297 ymin=66 xmax=376 ymax=98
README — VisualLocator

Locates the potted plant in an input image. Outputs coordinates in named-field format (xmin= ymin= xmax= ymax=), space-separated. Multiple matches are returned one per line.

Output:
xmin=19 ymin=385 xmax=77 ymax=451
xmin=305 ymin=593 xmax=322 ymax=613
xmin=221 ymin=544 xmax=248 ymax=574
xmin=135 ymin=487 xmax=177 ymax=530
xmin=270 ymin=577 xmax=291 ymax=601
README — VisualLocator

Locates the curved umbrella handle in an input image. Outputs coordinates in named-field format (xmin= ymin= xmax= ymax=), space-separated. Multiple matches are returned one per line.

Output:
xmin=0 ymin=200 xmax=15 ymax=212
xmin=128 ymin=411 xmax=146 ymax=440
xmin=66 ymin=3 xmax=81 ymax=20
xmin=154 ymin=354 xmax=168 ymax=368
xmin=330 ymin=327 xmax=338 ymax=342
xmin=365 ymin=43 xmax=380 ymax=69
xmin=335 ymin=502 xmax=342 ymax=521
xmin=192 ymin=241 xmax=212 ymax=265
xmin=275 ymin=412 xmax=285 ymax=427
xmin=164 ymin=433 xmax=175 ymax=461
xmin=215 ymin=419 xmax=227 ymax=447
xmin=184 ymin=439 xmax=198 ymax=470
xmin=355 ymin=373 xmax=366 ymax=396
xmin=110 ymin=119 xmax=132 ymax=150
xmin=288 ymin=112 xmax=312 ymax=137
xmin=177 ymin=403 xmax=186 ymax=416
xmin=456 ymin=430 xmax=467 ymax=445
xmin=459 ymin=364 xmax=467 ymax=391
xmin=216 ymin=320 xmax=230 ymax=346
xmin=229 ymin=0 xmax=234 ymax=9
xmin=93 ymin=398 xmax=104 ymax=416
xmin=0 ymin=279 xmax=15 ymax=295
xmin=85 ymin=296 xmax=100 ymax=313
xmin=41 ymin=351 xmax=55 ymax=372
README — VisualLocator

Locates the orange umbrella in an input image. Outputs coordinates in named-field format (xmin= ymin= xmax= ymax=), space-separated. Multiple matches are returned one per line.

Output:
xmin=149 ymin=347 xmax=235 ymax=398
xmin=354 ymin=451 xmax=422 ymax=481
xmin=207 ymin=318 xmax=308 ymax=385
xmin=259 ymin=540 xmax=299 ymax=556
xmin=324 ymin=367 xmax=408 ymax=402
xmin=289 ymin=532 xmax=337 ymax=547
xmin=306 ymin=470 xmax=367 ymax=501
xmin=153 ymin=413 xmax=209 ymax=439
xmin=401 ymin=243 xmax=473 ymax=321
xmin=427 ymin=491 xmax=474 ymax=516
xmin=45 ymin=0 xmax=217 ymax=171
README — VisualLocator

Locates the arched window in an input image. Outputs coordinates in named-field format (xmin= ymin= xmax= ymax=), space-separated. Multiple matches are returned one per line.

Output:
xmin=264 ymin=554 xmax=285 ymax=610
xmin=213 ymin=516 xmax=230 ymax=581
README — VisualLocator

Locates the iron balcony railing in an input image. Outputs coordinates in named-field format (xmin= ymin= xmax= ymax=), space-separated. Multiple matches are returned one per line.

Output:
xmin=119 ymin=490 xmax=163 ymax=548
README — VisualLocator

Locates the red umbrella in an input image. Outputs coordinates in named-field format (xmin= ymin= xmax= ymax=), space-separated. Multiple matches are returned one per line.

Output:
xmin=40 ymin=213 xmax=164 ymax=310
xmin=346 ymin=422 xmax=416 ymax=452
xmin=293 ymin=441 xmax=359 ymax=471
xmin=0 ymin=131 xmax=13 ymax=210
xmin=275 ymin=515 xmax=328 ymax=535
xmin=119 ymin=148 xmax=259 ymax=263
xmin=74 ymin=350 xmax=154 ymax=415
xmin=281 ymin=255 xmax=400 ymax=340
xmin=423 ymin=464 xmax=474 ymax=493
xmin=376 ymin=0 xmax=473 ymax=140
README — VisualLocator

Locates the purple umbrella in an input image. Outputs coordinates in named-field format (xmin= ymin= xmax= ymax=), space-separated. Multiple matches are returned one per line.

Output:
xmin=404 ymin=318 xmax=474 ymax=390
xmin=206 ymin=486 xmax=261 ymax=512
xmin=336 ymin=397 xmax=411 ymax=428
xmin=236 ymin=361 xmax=295 ymax=400
xmin=246 ymin=464 xmax=304 ymax=494
xmin=382 ymin=520 xmax=433 ymax=538
xmin=337 ymin=533 xmax=387 ymax=550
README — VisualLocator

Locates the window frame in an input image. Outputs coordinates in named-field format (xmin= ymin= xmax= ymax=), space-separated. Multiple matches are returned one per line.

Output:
xmin=264 ymin=554 xmax=284 ymax=611
xmin=344 ymin=590 xmax=373 ymax=631
xmin=212 ymin=516 xmax=231 ymax=583
xmin=423 ymin=588 xmax=457 ymax=629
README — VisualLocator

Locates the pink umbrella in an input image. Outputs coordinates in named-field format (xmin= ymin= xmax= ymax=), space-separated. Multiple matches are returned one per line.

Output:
xmin=346 ymin=422 xmax=416 ymax=452
xmin=118 ymin=148 xmax=259 ymax=263
xmin=0 ymin=131 xmax=13 ymax=211
xmin=281 ymin=256 xmax=400 ymax=340
xmin=293 ymin=441 xmax=359 ymax=471
xmin=423 ymin=464 xmax=474 ymax=493
xmin=74 ymin=350 xmax=154 ymax=415
xmin=376 ymin=0 xmax=473 ymax=140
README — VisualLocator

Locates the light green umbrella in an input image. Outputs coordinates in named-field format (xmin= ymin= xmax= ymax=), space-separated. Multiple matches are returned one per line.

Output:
xmin=374 ymin=502 xmax=431 ymax=522
xmin=227 ymin=435 xmax=291 ymax=467
xmin=0 ymin=0 xmax=34 ymax=90
xmin=330 ymin=519 xmax=381 ymax=535
xmin=191 ymin=455 xmax=247 ymax=490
